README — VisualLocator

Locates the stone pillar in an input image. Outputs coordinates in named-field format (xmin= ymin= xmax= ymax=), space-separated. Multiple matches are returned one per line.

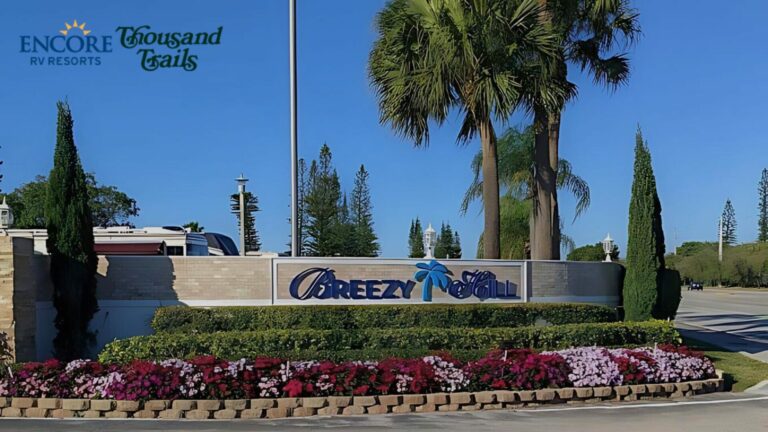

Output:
xmin=0 ymin=237 xmax=38 ymax=361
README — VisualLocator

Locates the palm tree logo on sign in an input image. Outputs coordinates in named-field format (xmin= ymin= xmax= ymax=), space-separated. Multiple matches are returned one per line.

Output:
xmin=413 ymin=260 xmax=453 ymax=302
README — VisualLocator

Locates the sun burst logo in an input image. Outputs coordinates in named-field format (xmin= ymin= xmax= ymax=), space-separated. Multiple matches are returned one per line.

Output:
xmin=59 ymin=20 xmax=91 ymax=36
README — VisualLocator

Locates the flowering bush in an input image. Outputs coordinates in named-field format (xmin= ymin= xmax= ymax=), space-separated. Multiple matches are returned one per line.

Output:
xmin=0 ymin=346 xmax=715 ymax=400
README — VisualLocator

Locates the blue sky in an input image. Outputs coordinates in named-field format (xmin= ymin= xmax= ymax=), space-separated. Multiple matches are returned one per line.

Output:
xmin=1 ymin=1 xmax=766 ymax=257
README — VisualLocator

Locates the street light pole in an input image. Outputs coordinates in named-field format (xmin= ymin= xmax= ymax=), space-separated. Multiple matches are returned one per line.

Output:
xmin=289 ymin=0 xmax=299 ymax=257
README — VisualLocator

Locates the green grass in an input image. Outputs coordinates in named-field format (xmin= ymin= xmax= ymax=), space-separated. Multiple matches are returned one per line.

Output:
xmin=683 ymin=336 xmax=768 ymax=392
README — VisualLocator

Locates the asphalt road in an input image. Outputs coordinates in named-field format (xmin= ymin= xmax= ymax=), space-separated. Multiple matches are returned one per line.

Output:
xmin=0 ymin=394 xmax=765 ymax=432
xmin=677 ymin=288 xmax=768 ymax=362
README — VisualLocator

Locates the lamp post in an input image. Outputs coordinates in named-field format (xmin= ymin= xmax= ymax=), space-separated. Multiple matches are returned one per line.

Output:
xmin=0 ymin=197 xmax=13 ymax=234
xmin=236 ymin=174 xmax=249 ymax=256
xmin=602 ymin=233 xmax=614 ymax=262
xmin=423 ymin=223 xmax=437 ymax=259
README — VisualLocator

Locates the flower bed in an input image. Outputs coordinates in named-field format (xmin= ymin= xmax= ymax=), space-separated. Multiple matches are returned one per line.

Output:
xmin=1 ymin=345 xmax=715 ymax=400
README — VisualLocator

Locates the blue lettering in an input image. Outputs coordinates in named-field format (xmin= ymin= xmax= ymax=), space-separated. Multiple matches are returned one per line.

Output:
xmin=381 ymin=280 xmax=401 ymax=299
xmin=349 ymin=280 xmax=364 ymax=299
xmin=365 ymin=280 xmax=382 ymax=300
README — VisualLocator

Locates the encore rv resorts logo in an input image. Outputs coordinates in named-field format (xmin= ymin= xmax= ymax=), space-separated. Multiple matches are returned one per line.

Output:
xmin=19 ymin=20 xmax=223 ymax=71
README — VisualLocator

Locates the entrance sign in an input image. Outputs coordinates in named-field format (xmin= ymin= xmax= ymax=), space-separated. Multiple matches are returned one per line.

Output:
xmin=273 ymin=258 xmax=526 ymax=305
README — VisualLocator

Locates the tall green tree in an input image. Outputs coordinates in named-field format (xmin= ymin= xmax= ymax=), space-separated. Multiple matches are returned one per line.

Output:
xmin=349 ymin=165 xmax=379 ymax=257
xmin=434 ymin=223 xmax=453 ymax=259
xmin=760 ymin=168 xmax=768 ymax=242
xmin=721 ymin=199 xmax=737 ymax=245
xmin=45 ymin=101 xmax=98 ymax=360
xmin=305 ymin=145 xmax=343 ymax=256
xmin=464 ymin=125 xmax=589 ymax=258
xmin=451 ymin=230 xmax=462 ymax=259
xmin=527 ymin=0 xmax=640 ymax=260
xmin=7 ymin=173 xmax=139 ymax=228
xmin=624 ymin=128 xmax=665 ymax=321
xmin=408 ymin=218 xmax=425 ymax=258
xmin=369 ymin=0 xmax=561 ymax=259
xmin=296 ymin=158 xmax=309 ymax=255
xmin=230 ymin=191 xmax=261 ymax=252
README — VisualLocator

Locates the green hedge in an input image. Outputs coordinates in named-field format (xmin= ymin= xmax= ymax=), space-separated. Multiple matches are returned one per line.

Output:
xmin=99 ymin=321 xmax=677 ymax=363
xmin=151 ymin=303 xmax=617 ymax=333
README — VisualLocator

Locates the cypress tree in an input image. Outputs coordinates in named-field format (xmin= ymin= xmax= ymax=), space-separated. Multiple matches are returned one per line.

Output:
xmin=350 ymin=165 xmax=379 ymax=257
xmin=720 ymin=199 xmax=737 ymax=245
xmin=759 ymin=168 xmax=768 ymax=242
xmin=45 ymin=101 xmax=98 ymax=360
xmin=624 ymin=128 xmax=665 ymax=321
xmin=408 ymin=218 xmax=425 ymax=258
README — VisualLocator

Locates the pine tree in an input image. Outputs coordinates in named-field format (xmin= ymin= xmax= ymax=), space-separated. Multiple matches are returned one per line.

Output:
xmin=408 ymin=218 xmax=425 ymax=258
xmin=306 ymin=145 xmax=342 ymax=256
xmin=333 ymin=193 xmax=356 ymax=256
xmin=297 ymin=158 xmax=309 ymax=255
xmin=45 ymin=101 xmax=98 ymax=360
xmin=721 ymin=199 xmax=737 ymax=245
xmin=231 ymin=191 xmax=261 ymax=252
xmin=624 ymin=128 xmax=665 ymax=321
xmin=350 ymin=165 xmax=379 ymax=257
xmin=451 ymin=230 xmax=462 ymax=258
xmin=434 ymin=223 xmax=456 ymax=259
xmin=758 ymin=168 xmax=768 ymax=242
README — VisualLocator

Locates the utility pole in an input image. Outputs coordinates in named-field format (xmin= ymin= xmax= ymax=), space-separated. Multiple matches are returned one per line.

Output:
xmin=718 ymin=217 xmax=723 ymax=263
xmin=289 ymin=0 xmax=299 ymax=257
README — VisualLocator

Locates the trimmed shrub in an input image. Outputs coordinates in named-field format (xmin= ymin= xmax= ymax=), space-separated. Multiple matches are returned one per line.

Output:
xmin=150 ymin=303 xmax=617 ymax=334
xmin=99 ymin=321 xmax=678 ymax=363
xmin=654 ymin=269 xmax=682 ymax=320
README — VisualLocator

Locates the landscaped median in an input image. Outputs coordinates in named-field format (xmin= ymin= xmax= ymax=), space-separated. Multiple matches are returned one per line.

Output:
xmin=0 ymin=345 xmax=723 ymax=419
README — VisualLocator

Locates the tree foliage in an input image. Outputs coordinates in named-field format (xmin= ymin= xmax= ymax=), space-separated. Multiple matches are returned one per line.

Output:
xmin=667 ymin=242 xmax=768 ymax=287
xmin=369 ymin=0 xmax=563 ymax=259
xmin=45 ymin=101 xmax=98 ymax=361
xmin=408 ymin=218 xmax=425 ymax=258
xmin=624 ymin=128 xmax=666 ymax=321
xmin=183 ymin=221 xmax=204 ymax=233
xmin=349 ymin=165 xmax=379 ymax=257
xmin=720 ymin=199 xmax=737 ymax=245
xmin=434 ymin=222 xmax=462 ymax=259
xmin=231 ymin=191 xmax=261 ymax=253
xmin=527 ymin=0 xmax=640 ymax=260
xmin=567 ymin=242 xmax=619 ymax=262
xmin=304 ymin=145 xmax=378 ymax=257
xmin=6 ymin=173 xmax=139 ymax=228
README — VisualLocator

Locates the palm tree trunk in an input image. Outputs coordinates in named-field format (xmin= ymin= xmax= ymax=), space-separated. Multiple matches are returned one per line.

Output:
xmin=548 ymin=110 xmax=561 ymax=260
xmin=479 ymin=120 xmax=500 ymax=259
xmin=532 ymin=107 xmax=555 ymax=260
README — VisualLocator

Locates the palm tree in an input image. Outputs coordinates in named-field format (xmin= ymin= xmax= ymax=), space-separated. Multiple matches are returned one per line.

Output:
xmin=369 ymin=0 xmax=563 ymax=259
xmin=465 ymin=126 xmax=587 ymax=258
xmin=414 ymin=260 xmax=452 ymax=301
xmin=530 ymin=0 xmax=640 ymax=260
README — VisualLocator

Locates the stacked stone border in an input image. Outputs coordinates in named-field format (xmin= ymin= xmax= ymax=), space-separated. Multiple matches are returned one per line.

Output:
xmin=0 ymin=378 xmax=724 ymax=419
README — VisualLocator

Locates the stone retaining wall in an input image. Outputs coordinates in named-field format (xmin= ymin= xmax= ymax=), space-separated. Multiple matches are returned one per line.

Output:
xmin=0 ymin=378 xmax=724 ymax=419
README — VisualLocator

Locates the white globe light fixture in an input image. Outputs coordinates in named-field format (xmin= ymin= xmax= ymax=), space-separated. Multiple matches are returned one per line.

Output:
xmin=423 ymin=223 xmax=437 ymax=259
xmin=602 ymin=233 xmax=614 ymax=262
xmin=0 ymin=197 xmax=13 ymax=231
